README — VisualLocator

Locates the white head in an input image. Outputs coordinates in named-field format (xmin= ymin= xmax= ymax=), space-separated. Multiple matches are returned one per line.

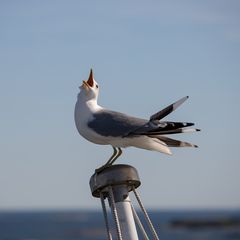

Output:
xmin=78 ymin=69 xmax=99 ymax=102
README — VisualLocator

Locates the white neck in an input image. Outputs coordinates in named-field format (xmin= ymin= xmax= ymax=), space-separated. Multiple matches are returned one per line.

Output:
xmin=76 ymin=94 xmax=102 ymax=112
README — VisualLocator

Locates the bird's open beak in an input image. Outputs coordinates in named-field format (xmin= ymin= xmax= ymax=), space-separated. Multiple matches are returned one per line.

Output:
xmin=81 ymin=69 xmax=94 ymax=90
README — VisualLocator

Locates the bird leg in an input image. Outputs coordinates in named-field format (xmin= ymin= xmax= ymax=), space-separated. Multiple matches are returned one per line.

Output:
xmin=95 ymin=147 xmax=122 ymax=173
xmin=107 ymin=147 xmax=122 ymax=166
xmin=105 ymin=146 xmax=118 ymax=166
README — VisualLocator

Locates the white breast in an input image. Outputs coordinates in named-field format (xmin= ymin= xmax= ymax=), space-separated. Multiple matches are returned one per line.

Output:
xmin=74 ymin=98 xmax=108 ymax=145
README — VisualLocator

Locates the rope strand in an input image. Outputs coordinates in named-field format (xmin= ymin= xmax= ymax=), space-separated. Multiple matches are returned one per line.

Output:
xmin=108 ymin=186 xmax=123 ymax=240
xmin=133 ymin=187 xmax=160 ymax=240
xmin=131 ymin=203 xmax=150 ymax=240
xmin=100 ymin=192 xmax=113 ymax=240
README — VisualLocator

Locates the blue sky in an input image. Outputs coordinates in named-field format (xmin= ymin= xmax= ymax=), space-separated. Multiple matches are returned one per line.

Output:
xmin=0 ymin=0 xmax=240 ymax=210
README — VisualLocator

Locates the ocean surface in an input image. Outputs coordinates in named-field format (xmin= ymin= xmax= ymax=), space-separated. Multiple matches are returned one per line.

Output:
xmin=0 ymin=209 xmax=240 ymax=240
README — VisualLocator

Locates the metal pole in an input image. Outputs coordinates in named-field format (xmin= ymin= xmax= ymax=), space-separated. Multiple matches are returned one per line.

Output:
xmin=89 ymin=164 xmax=141 ymax=240
xmin=110 ymin=186 xmax=138 ymax=240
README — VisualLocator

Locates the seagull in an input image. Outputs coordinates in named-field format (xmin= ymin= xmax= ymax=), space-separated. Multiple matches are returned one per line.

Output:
xmin=74 ymin=69 xmax=200 ymax=171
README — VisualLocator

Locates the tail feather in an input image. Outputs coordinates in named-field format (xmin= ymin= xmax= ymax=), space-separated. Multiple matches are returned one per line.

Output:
xmin=130 ymin=136 xmax=172 ymax=155
xmin=155 ymin=136 xmax=198 ymax=148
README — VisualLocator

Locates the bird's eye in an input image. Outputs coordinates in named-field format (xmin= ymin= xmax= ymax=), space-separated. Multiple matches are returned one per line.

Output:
xmin=96 ymin=84 xmax=99 ymax=88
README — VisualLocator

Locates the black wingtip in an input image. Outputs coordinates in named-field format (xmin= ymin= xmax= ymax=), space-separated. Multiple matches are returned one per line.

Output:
xmin=150 ymin=96 xmax=190 ymax=121
xmin=196 ymin=129 xmax=201 ymax=132
xmin=186 ymin=122 xmax=194 ymax=127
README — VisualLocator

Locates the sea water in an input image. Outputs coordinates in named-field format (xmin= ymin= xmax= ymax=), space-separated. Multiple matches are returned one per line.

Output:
xmin=0 ymin=210 xmax=239 ymax=240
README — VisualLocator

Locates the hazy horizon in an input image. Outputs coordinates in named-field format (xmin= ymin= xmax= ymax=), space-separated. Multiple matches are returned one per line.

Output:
xmin=0 ymin=0 xmax=239 ymax=210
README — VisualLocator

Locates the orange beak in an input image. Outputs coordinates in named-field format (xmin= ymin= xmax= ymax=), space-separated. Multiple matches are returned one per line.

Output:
xmin=82 ymin=69 xmax=94 ymax=89
xmin=87 ymin=69 xmax=94 ymax=87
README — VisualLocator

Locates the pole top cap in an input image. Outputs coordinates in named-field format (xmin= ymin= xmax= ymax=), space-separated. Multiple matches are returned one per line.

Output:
xmin=89 ymin=164 xmax=141 ymax=198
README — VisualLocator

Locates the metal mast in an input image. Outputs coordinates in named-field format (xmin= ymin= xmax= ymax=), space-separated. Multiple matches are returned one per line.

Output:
xmin=89 ymin=164 xmax=160 ymax=240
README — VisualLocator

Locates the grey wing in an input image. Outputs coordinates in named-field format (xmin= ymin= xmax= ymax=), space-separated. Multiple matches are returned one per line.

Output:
xmin=88 ymin=110 xmax=148 ymax=137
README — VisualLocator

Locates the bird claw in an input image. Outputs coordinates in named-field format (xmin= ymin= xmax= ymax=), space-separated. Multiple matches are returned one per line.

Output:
xmin=95 ymin=164 xmax=111 ymax=174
